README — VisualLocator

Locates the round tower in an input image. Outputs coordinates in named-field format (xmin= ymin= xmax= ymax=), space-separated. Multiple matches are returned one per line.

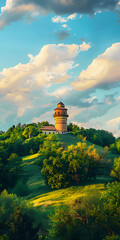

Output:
xmin=53 ymin=102 xmax=69 ymax=133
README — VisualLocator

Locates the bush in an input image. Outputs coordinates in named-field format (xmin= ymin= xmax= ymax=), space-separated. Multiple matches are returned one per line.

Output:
xmin=8 ymin=180 xmax=30 ymax=197
xmin=41 ymin=141 xmax=100 ymax=189
xmin=110 ymin=157 xmax=120 ymax=181
xmin=0 ymin=190 xmax=48 ymax=240
xmin=103 ymin=235 xmax=120 ymax=240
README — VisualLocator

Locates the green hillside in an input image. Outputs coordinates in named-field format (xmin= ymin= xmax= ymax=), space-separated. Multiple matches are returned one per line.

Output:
xmin=22 ymin=153 xmax=105 ymax=213
xmin=20 ymin=134 xmax=117 ymax=212
xmin=1 ymin=131 xmax=120 ymax=240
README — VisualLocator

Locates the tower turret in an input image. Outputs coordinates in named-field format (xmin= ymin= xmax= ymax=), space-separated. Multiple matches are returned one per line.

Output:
xmin=53 ymin=102 xmax=69 ymax=133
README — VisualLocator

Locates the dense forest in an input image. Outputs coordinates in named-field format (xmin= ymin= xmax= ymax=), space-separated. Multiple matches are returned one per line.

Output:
xmin=0 ymin=122 xmax=120 ymax=240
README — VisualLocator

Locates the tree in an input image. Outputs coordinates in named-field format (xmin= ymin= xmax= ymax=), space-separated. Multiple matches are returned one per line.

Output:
xmin=7 ymin=153 xmax=22 ymax=188
xmin=0 ymin=190 xmax=43 ymax=240
xmin=48 ymin=190 xmax=102 ymax=240
xmin=103 ymin=235 xmax=120 ymax=240
xmin=67 ymin=122 xmax=73 ymax=132
xmin=40 ymin=140 xmax=100 ymax=189
xmin=93 ymin=182 xmax=120 ymax=238
xmin=22 ymin=126 xmax=39 ymax=139
xmin=110 ymin=157 xmax=120 ymax=181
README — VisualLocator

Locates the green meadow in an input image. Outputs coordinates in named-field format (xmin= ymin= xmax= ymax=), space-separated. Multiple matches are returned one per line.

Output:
xmin=21 ymin=134 xmax=117 ymax=212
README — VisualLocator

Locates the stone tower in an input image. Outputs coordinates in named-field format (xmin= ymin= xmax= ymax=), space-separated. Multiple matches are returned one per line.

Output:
xmin=53 ymin=102 xmax=69 ymax=133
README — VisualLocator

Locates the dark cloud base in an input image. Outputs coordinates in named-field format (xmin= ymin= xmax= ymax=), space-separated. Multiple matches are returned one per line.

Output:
xmin=21 ymin=0 xmax=118 ymax=15
xmin=57 ymin=31 xmax=70 ymax=41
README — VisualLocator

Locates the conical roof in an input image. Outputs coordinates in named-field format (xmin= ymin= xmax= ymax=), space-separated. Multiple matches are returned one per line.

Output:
xmin=57 ymin=102 xmax=65 ymax=108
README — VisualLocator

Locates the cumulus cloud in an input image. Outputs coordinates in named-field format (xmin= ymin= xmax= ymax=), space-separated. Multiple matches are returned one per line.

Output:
xmin=52 ymin=14 xmax=77 ymax=30
xmin=72 ymin=42 xmax=120 ymax=91
xmin=68 ymin=106 xmax=86 ymax=120
xmin=62 ymin=24 xmax=68 ymax=28
xmin=32 ymin=111 xmax=54 ymax=123
xmin=79 ymin=41 xmax=91 ymax=51
xmin=57 ymin=31 xmax=70 ymax=41
xmin=52 ymin=13 xmax=77 ymax=24
xmin=104 ymin=116 xmax=120 ymax=137
xmin=52 ymin=16 xmax=67 ymax=23
xmin=0 ymin=0 xmax=119 ymax=29
xmin=49 ymin=86 xmax=73 ymax=98
xmin=0 ymin=3 xmax=39 ymax=29
xmin=116 ymin=96 xmax=120 ymax=102
xmin=0 ymin=43 xmax=90 ymax=116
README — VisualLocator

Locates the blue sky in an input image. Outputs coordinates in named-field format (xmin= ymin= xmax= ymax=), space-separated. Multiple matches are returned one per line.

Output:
xmin=0 ymin=0 xmax=120 ymax=136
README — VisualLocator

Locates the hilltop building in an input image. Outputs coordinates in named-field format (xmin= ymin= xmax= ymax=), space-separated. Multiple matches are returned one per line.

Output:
xmin=40 ymin=102 xmax=69 ymax=134
xmin=53 ymin=102 xmax=69 ymax=133
xmin=40 ymin=126 xmax=56 ymax=135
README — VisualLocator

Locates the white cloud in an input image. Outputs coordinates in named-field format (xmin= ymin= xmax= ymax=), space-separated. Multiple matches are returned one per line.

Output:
xmin=52 ymin=13 xmax=77 ymax=30
xmin=82 ymin=96 xmax=97 ymax=103
xmin=52 ymin=16 xmax=67 ymax=23
xmin=0 ymin=2 xmax=39 ymax=29
xmin=105 ymin=97 xmax=112 ymax=105
xmin=72 ymin=121 xmax=97 ymax=129
xmin=79 ymin=41 xmax=91 ymax=51
xmin=0 ymin=0 xmax=118 ymax=29
xmin=17 ymin=105 xmax=33 ymax=117
xmin=107 ymin=116 xmax=120 ymax=126
xmin=52 ymin=16 xmax=65 ymax=23
xmin=105 ymin=116 xmax=120 ymax=137
xmin=33 ymin=111 xmax=53 ymax=123
xmin=0 ymin=43 xmax=89 ymax=116
xmin=72 ymin=42 xmax=120 ymax=91
xmin=52 ymin=13 xmax=77 ymax=24
xmin=67 ymin=13 xmax=77 ymax=20
xmin=68 ymin=106 xmax=86 ymax=120
xmin=49 ymin=86 xmax=73 ymax=98
xmin=62 ymin=24 xmax=68 ymax=28
xmin=116 ymin=96 xmax=120 ymax=102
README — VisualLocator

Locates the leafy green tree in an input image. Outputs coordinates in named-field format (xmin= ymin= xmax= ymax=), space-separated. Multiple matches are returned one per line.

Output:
xmin=22 ymin=126 xmax=39 ymax=139
xmin=110 ymin=140 xmax=120 ymax=154
xmin=40 ymin=140 xmax=100 ymax=189
xmin=93 ymin=182 xmax=120 ymax=238
xmin=93 ymin=133 xmax=103 ymax=146
xmin=7 ymin=153 xmax=22 ymax=188
xmin=67 ymin=122 xmax=73 ymax=132
xmin=0 ymin=145 xmax=9 ymax=190
xmin=48 ymin=190 xmax=102 ymax=240
xmin=41 ymin=156 xmax=67 ymax=189
xmin=110 ymin=157 xmax=120 ymax=181
xmin=0 ymin=190 xmax=45 ymax=240
xmin=103 ymin=235 xmax=120 ymax=240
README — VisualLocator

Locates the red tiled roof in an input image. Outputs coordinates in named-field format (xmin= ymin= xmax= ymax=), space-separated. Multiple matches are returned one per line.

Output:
xmin=40 ymin=126 xmax=56 ymax=131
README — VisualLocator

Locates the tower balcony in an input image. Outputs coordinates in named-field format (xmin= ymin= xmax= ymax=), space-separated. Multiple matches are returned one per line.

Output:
xmin=53 ymin=113 xmax=69 ymax=117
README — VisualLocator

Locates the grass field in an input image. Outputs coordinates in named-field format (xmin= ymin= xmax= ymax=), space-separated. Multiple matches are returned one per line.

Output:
xmin=21 ymin=134 xmax=117 ymax=212
xmin=22 ymin=153 xmax=105 ymax=212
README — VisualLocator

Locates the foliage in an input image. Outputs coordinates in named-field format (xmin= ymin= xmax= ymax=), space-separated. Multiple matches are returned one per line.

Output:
xmin=0 ymin=190 xmax=37 ymax=240
xmin=8 ymin=180 xmax=30 ymax=197
xmin=0 ymin=152 xmax=22 ymax=191
xmin=48 ymin=182 xmax=120 ymax=240
xmin=103 ymin=235 xmax=120 ymax=240
xmin=93 ymin=181 xmax=120 ymax=238
xmin=40 ymin=140 xmax=101 ymax=189
xmin=0 ymin=190 xmax=47 ymax=240
xmin=48 ymin=190 xmax=101 ymax=240
xmin=110 ymin=139 xmax=120 ymax=154
xmin=110 ymin=157 xmax=120 ymax=181
xmin=68 ymin=123 xmax=115 ymax=147
xmin=22 ymin=126 xmax=39 ymax=139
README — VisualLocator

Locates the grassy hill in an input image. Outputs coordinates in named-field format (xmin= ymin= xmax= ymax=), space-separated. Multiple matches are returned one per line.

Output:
xmin=20 ymin=134 xmax=118 ymax=213
xmin=22 ymin=153 xmax=105 ymax=213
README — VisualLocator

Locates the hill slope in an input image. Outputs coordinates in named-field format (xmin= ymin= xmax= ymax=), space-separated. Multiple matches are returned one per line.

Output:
xmin=21 ymin=134 xmax=117 ymax=212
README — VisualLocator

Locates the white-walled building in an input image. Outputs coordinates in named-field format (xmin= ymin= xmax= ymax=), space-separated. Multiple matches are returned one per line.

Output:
xmin=40 ymin=126 xmax=57 ymax=134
